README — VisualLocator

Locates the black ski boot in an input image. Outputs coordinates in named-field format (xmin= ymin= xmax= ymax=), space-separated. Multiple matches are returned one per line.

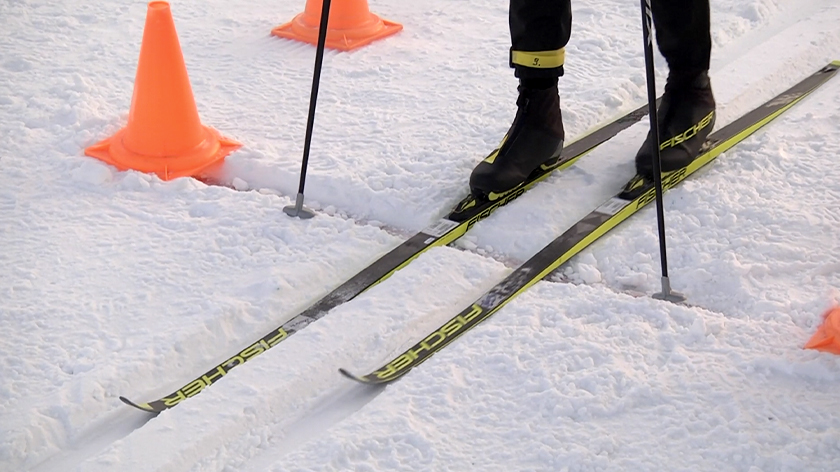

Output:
xmin=635 ymin=70 xmax=716 ymax=177
xmin=469 ymin=82 xmax=565 ymax=200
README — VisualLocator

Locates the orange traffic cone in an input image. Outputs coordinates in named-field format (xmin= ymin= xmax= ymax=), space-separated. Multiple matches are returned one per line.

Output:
xmin=85 ymin=1 xmax=241 ymax=181
xmin=804 ymin=305 xmax=840 ymax=355
xmin=272 ymin=0 xmax=402 ymax=52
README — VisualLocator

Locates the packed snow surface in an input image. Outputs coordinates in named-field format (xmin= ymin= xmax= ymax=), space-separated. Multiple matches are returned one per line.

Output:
xmin=2 ymin=0 xmax=840 ymax=470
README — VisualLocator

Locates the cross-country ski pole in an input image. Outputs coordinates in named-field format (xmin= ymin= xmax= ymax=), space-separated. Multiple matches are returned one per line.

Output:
xmin=639 ymin=0 xmax=685 ymax=303
xmin=284 ymin=0 xmax=333 ymax=219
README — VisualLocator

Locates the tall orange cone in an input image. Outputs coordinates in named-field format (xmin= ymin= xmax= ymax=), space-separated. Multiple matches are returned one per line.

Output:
xmin=272 ymin=0 xmax=402 ymax=51
xmin=85 ymin=1 xmax=241 ymax=181
xmin=804 ymin=305 xmax=840 ymax=355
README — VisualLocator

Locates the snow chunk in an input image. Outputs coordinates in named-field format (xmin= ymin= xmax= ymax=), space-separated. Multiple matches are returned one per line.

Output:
xmin=70 ymin=160 xmax=112 ymax=185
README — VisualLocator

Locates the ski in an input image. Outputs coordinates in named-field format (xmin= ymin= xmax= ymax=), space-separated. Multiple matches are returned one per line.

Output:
xmin=340 ymin=61 xmax=840 ymax=386
xmin=120 ymin=101 xmax=651 ymax=413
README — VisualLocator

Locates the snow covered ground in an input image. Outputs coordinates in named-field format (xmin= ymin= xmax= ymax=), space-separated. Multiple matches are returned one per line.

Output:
xmin=2 ymin=0 xmax=840 ymax=470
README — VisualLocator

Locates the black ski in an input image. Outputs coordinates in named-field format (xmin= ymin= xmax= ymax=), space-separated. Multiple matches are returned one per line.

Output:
xmin=120 ymin=102 xmax=651 ymax=412
xmin=340 ymin=61 xmax=840 ymax=386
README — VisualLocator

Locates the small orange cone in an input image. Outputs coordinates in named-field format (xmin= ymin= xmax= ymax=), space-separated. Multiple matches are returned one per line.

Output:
xmin=85 ymin=1 xmax=241 ymax=181
xmin=804 ymin=305 xmax=840 ymax=355
xmin=272 ymin=0 xmax=402 ymax=52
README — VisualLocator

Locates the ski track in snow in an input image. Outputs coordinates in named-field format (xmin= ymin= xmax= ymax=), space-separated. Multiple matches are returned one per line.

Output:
xmin=2 ymin=0 xmax=840 ymax=470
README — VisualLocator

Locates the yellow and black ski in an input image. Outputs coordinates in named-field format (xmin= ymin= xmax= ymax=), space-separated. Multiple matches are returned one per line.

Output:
xmin=340 ymin=61 xmax=840 ymax=386
xmin=120 ymin=102 xmax=652 ymax=413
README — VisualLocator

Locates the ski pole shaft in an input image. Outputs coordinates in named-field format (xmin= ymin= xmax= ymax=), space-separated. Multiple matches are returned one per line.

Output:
xmin=296 ymin=0 xmax=332 ymax=195
xmin=640 ymin=0 xmax=684 ymax=302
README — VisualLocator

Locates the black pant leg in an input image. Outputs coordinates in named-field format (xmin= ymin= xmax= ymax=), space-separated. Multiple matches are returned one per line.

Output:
xmin=509 ymin=0 xmax=572 ymax=79
xmin=650 ymin=0 xmax=712 ymax=82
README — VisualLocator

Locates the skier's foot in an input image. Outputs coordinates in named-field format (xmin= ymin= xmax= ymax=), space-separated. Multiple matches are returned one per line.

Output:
xmin=635 ymin=70 xmax=716 ymax=177
xmin=469 ymin=80 xmax=565 ymax=200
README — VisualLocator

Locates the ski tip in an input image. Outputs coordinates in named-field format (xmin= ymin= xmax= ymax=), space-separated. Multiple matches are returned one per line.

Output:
xmin=119 ymin=396 xmax=159 ymax=414
xmin=338 ymin=368 xmax=383 ymax=386
xmin=339 ymin=368 xmax=392 ymax=387
xmin=338 ymin=368 xmax=365 ymax=382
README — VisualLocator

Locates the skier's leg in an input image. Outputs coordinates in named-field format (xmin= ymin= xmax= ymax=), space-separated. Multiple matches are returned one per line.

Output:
xmin=651 ymin=0 xmax=711 ymax=82
xmin=635 ymin=0 xmax=716 ymax=175
xmin=469 ymin=0 xmax=571 ymax=199
xmin=509 ymin=0 xmax=571 ymax=81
